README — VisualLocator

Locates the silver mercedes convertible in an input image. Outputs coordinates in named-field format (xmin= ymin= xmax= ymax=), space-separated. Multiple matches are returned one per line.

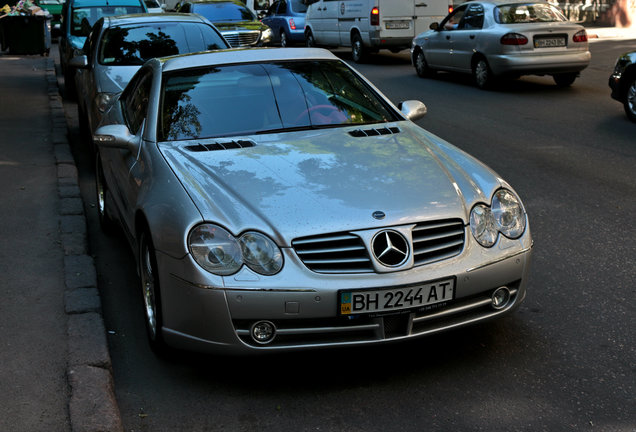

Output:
xmin=94 ymin=47 xmax=533 ymax=354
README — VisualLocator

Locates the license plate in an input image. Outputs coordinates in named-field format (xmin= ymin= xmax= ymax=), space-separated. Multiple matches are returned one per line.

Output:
xmin=339 ymin=278 xmax=455 ymax=315
xmin=385 ymin=21 xmax=410 ymax=30
xmin=534 ymin=37 xmax=566 ymax=48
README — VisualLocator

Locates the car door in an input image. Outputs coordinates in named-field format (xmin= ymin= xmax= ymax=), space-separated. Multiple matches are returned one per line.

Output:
xmin=103 ymin=70 xmax=152 ymax=238
xmin=306 ymin=0 xmax=324 ymax=42
xmin=424 ymin=4 xmax=466 ymax=70
xmin=450 ymin=3 xmax=484 ymax=72
xmin=321 ymin=0 xmax=339 ymax=45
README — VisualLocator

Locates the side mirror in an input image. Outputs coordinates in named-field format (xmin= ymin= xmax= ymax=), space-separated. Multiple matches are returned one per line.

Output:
xmin=69 ymin=55 xmax=89 ymax=69
xmin=429 ymin=22 xmax=439 ymax=31
xmin=399 ymin=100 xmax=428 ymax=122
xmin=93 ymin=124 xmax=141 ymax=155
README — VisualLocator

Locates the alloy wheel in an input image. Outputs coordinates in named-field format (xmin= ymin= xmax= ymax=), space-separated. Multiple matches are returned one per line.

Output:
xmin=625 ymin=77 xmax=636 ymax=122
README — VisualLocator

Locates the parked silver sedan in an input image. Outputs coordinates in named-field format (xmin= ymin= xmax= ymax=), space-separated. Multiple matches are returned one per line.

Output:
xmin=72 ymin=13 xmax=229 ymax=148
xmin=411 ymin=0 xmax=591 ymax=88
xmin=94 ymin=48 xmax=533 ymax=355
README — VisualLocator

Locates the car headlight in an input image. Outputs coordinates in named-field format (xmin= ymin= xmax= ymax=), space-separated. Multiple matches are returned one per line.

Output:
xmin=239 ymin=232 xmax=283 ymax=275
xmin=189 ymin=224 xmax=242 ymax=275
xmin=188 ymin=224 xmax=283 ymax=276
xmin=261 ymin=27 xmax=272 ymax=42
xmin=95 ymin=92 xmax=118 ymax=113
xmin=470 ymin=204 xmax=498 ymax=247
xmin=470 ymin=189 xmax=526 ymax=248
xmin=491 ymin=189 xmax=525 ymax=239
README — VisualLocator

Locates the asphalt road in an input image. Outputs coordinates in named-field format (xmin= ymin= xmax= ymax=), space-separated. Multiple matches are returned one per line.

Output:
xmin=61 ymin=39 xmax=636 ymax=432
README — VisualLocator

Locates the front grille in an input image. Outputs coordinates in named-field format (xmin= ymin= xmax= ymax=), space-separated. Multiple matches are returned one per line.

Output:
xmin=222 ymin=30 xmax=260 ymax=47
xmin=292 ymin=232 xmax=373 ymax=274
xmin=412 ymin=219 xmax=465 ymax=266
xmin=292 ymin=219 xmax=465 ymax=274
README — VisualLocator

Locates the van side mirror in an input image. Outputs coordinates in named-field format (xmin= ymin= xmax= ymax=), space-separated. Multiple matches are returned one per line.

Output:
xmin=399 ymin=100 xmax=428 ymax=122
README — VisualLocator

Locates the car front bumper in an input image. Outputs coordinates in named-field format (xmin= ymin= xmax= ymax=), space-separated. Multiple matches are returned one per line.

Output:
xmin=155 ymin=230 xmax=533 ymax=355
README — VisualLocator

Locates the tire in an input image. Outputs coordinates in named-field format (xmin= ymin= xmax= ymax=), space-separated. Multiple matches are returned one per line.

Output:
xmin=553 ymin=72 xmax=577 ymax=87
xmin=95 ymin=155 xmax=117 ymax=235
xmin=622 ymin=75 xmax=636 ymax=123
xmin=351 ymin=33 xmax=367 ymax=63
xmin=280 ymin=30 xmax=288 ymax=47
xmin=473 ymin=57 xmax=494 ymax=90
xmin=414 ymin=49 xmax=434 ymax=78
xmin=305 ymin=30 xmax=315 ymax=48
xmin=139 ymin=230 xmax=168 ymax=354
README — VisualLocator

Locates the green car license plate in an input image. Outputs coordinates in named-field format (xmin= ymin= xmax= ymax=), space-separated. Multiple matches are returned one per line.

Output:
xmin=339 ymin=278 xmax=455 ymax=315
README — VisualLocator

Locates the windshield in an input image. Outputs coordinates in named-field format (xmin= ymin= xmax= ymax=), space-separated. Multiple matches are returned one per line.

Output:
xmin=71 ymin=6 xmax=144 ymax=36
xmin=99 ymin=22 xmax=227 ymax=65
xmin=495 ymin=3 xmax=566 ymax=23
xmin=193 ymin=2 xmax=256 ymax=22
xmin=159 ymin=60 xmax=399 ymax=141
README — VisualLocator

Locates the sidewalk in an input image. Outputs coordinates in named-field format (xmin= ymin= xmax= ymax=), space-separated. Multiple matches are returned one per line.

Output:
xmin=0 ymin=53 xmax=122 ymax=432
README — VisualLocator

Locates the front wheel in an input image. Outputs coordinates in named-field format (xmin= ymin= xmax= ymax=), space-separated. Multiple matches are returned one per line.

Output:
xmin=553 ymin=72 xmax=577 ymax=87
xmin=280 ymin=30 xmax=289 ymax=47
xmin=414 ymin=50 xmax=434 ymax=78
xmin=351 ymin=33 xmax=367 ymax=63
xmin=473 ymin=58 xmax=494 ymax=90
xmin=623 ymin=75 xmax=636 ymax=123
xmin=139 ymin=231 xmax=168 ymax=354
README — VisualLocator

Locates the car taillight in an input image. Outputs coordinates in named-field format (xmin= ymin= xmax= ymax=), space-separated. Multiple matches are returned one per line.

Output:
xmin=500 ymin=33 xmax=528 ymax=45
xmin=289 ymin=18 xmax=296 ymax=30
xmin=370 ymin=6 xmax=379 ymax=26
xmin=448 ymin=5 xmax=453 ymax=13
xmin=573 ymin=30 xmax=588 ymax=42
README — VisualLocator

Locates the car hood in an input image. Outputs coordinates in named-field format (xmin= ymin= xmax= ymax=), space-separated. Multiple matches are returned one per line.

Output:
xmin=213 ymin=20 xmax=267 ymax=31
xmin=159 ymin=122 xmax=503 ymax=244
xmin=96 ymin=65 xmax=141 ymax=93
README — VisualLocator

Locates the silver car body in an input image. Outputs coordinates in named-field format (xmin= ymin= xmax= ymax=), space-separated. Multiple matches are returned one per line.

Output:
xmin=411 ymin=0 xmax=590 ymax=80
xmin=96 ymin=48 xmax=532 ymax=354
xmin=74 ymin=13 xmax=228 ymax=141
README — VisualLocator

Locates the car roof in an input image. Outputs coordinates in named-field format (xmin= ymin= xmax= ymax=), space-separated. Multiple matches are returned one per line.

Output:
xmin=159 ymin=47 xmax=339 ymax=73
xmin=72 ymin=0 xmax=144 ymax=7
xmin=103 ymin=12 xmax=208 ymax=25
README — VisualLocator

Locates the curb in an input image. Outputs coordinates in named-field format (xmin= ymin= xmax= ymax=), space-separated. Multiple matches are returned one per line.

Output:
xmin=46 ymin=58 xmax=124 ymax=432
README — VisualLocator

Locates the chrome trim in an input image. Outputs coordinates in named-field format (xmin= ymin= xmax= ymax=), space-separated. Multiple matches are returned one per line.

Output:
xmin=169 ymin=273 xmax=317 ymax=292
xmin=465 ymin=246 xmax=532 ymax=273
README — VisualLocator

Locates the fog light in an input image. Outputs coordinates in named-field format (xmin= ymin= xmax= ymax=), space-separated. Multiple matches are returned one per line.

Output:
xmin=251 ymin=321 xmax=276 ymax=344
xmin=491 ymin=287 xmax=511 ymax=310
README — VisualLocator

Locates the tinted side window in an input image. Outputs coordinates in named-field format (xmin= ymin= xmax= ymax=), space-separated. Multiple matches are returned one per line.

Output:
xmin=122 ymin=73 xmax=151 ymax=134
xmin=460 ymin=4 xmax=484 ymax=29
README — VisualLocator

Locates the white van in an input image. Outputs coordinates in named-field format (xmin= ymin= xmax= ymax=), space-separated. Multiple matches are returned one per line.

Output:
xmin=304 ymin=0 xmax=451 ymax=62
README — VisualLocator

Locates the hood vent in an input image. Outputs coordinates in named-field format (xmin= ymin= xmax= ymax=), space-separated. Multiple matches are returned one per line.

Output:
xmin=185 ymin=140 xmax=255 ymax=152
xmin=348 ymin=126 xmax=400 ymax=138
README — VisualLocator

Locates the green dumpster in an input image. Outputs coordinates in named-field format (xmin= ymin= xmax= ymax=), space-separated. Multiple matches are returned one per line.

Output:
xmin=1 ymin=15 xmax=51 ymax=55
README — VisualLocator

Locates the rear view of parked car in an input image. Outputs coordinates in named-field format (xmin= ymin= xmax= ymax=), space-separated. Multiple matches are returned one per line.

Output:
xmin=175 ymin=0 xmax=272 ymax=46
xmin=59 ymin=0 xmax=147 ymax=96
xmin=261 ymin=0 xmax=307 ymax=47
xmin=72 ymin=13 xmax=229 ymax=149
xmin=609 ymin=50 xmax=636 ymax=123
xmin=411 ymin=0 xmax=591 ymax=89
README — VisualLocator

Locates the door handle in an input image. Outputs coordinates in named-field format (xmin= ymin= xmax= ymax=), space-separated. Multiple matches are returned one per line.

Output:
xmin=470 ymin=35 xmax=475 ymax=39
xmin=415 ymin=2 xmax=428 ymax=6
xmin=446 ymin=35 xmax=451 ymax=40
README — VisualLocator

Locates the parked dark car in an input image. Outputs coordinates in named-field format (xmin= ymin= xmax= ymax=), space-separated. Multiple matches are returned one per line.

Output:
xmin=261 ymin=0 xmax=306 ymax=47
xmin=175 ymin=0 xmax=271 ymax=47
xmin=609 ymin=50 xmax=636 ymax=123
xmin=58 ymin=0 xmax=146 ymax=96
